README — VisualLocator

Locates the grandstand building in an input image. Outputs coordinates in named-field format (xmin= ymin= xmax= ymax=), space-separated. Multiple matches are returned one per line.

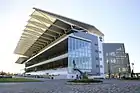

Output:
xmin=14 ymin=8 xmax=105 ymax=79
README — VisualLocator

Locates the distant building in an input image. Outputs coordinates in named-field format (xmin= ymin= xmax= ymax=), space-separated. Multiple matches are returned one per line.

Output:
xmin=103 ymin=43 xmax=131 ymax=78
xmin=125 ymin=53 xmax=131 ymax=73
xmin=14 ymin=8 xmax=105 ymax=79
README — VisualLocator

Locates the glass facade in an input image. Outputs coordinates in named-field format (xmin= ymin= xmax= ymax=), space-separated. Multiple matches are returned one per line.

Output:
xmin=68 ymin=36 xmax=92 ymax=73
xmin=103 ymin=43 xmax=131 ymax=77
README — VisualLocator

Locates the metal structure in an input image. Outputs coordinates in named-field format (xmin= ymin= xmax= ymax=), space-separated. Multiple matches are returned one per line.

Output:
xmin=15 ymin=8 xmax=104 ymax=64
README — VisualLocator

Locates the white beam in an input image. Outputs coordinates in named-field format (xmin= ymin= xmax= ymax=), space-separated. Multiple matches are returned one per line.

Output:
xmin=26 ymin=53 xmax=68 ymax=69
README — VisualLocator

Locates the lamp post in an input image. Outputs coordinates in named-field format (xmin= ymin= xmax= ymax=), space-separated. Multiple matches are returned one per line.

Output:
xmin=131 ymin=63 xmax=134 ymax=71
xmin=107 ymin=60 xmax=111 ymax=78
xmin=131 ymin=63 xmax=134 ymax=77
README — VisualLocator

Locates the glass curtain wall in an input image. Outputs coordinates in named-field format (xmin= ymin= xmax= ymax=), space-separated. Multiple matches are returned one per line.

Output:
xmin=68 ymin=36 xmax=92 ymax=74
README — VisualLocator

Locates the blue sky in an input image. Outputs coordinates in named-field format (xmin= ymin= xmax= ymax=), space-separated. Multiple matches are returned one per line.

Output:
xmin=0 ymin=0 xmax=140 ymax=73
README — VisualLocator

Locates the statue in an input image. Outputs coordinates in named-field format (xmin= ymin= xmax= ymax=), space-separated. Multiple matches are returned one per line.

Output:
xmin=72 ymin=60 xmax=88 ymax=79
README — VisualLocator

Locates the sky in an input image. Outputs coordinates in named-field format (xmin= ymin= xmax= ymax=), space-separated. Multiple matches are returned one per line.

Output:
xmin=0 ymin=0 xmax=140 ymax=73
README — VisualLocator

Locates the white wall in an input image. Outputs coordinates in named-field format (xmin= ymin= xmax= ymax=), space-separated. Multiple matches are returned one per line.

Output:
xmin=26 ymin=67 xmax=68 ymax=75
xmin=88 ymin=32 xmax=105 ymax=78
xmin=97 ymin=36 xmax=105 ymax=78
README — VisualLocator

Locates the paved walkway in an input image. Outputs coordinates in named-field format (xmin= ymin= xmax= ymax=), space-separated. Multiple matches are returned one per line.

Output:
xmin=0 ymin=79 xmax=140 ymax=93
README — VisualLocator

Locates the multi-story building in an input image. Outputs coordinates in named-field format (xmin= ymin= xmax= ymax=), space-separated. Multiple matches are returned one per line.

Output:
xmin=14 ymin=8 xmax=105 ymax=79
xmin=103 ymin=43 xmax=131 ymax=78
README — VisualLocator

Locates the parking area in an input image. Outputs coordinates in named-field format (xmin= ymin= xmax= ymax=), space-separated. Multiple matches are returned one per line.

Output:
xmin=0 ymin=79 xmax=140 ymax=93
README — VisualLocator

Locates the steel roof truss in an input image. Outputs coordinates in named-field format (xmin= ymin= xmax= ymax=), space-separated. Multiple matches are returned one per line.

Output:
xmin=20 ymin=36 xmax=37 ymax=41
xmin=23 ymin=31 xmax=53 ymax=42
xmin=32 ymin=14 xmax=67 ymax=31
xmin=37 ymin=11 xmax=55 ymax=22
xmin=39 ymin=36 xmax=52 ymax=41
xmin=26 ymin=25 xmax=45 ymax=33
xmin=31 ymin=15 xmax=62 ymax=35
xmin=47 ymin=28 xmax=62 ymax=35
xmin=30 ymin=46 xmax=41 ymax=50
xmin=43 ymin=32 xmax=56 ymax=38
xmin=24 ymin=29 xmax=42 ymax=35
xmin=20 ymin=38 xmax=46 ymax=47
xmin=25 ymin=27 xmax=57 ymax=38
xmin=37 ymin=38 xmax=49 ymax=43
xmin=28 ymin=20 xmax=47 ymax=29
xmin=24 ymin=31 xmax=41 ymax=37
xmin=24 ymin=30 xmax=53 ymax=41
xmin=35 ymin=41 xmax=46 ymax=46
xmin=38 ymin=11 xmax=67 ymax=31
xmin=22 ymin=32 xmax=39 ymax=38
xmin=33 ymin=43 xmax=44 ymax=48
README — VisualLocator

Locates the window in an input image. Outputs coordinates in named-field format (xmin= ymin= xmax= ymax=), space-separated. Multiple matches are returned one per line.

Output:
xmin=106 ymin=53 xmax=108 ymax=56
xmin=96 ymin=72 xmax=100 ymax=75
xmin=96 ymin=57 xmax=99 ymax=60
xmin=100 ymin=65 xmax=103 ymax=68
xmin=109 ymin=52 xmax=115 ymax=56
xmin=95 ymin=50 xmax=98 ymax=53
xmin=100 ymin=73 xmax=104 ymax=75
xmin=99 ymin=58 xmax=102 ymax=61
xmin=96 ymin=65 xmax=99 ymax=68
xmin=68 ymin=37 xmax=92 ymax=73
xmin=95 ymin=43 xmax=98 ymax=46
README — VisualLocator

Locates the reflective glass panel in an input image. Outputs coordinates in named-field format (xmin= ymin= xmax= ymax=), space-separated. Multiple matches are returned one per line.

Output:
xmin=68 ymin=37 xmax=92 ymax=73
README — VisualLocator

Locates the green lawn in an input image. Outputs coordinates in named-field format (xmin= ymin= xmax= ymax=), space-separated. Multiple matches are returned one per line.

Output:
xmin=0 ymin=78 xmax=42 ymax=83
xmin=121 ymin=77 xmax=140 ymax=80
xmin=68 ymin=79 xmax=103 ymax=83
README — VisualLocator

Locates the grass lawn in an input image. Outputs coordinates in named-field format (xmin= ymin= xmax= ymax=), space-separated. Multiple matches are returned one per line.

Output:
xmin=68 ymin=79 xmax=103 ymax=83
xmin=0 ymin=78 xmax=42 ymax=83
xmin=121 ymin=77 xmax=140 ymax=80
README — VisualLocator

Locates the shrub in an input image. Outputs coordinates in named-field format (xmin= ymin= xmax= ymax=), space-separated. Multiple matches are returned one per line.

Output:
xmin=82 ymin=72 xmax=88 ymax=79
xmin=82 ymin=75 xmax=88 ymax=80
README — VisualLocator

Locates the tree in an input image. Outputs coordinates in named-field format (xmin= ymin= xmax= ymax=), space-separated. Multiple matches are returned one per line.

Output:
xmin=0 ymin=71 xmax=7 ymax=75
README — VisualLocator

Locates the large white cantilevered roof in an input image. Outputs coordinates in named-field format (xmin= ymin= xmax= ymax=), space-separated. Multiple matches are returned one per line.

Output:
xmin=14 ymin=8 xmax=104 ymax=58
